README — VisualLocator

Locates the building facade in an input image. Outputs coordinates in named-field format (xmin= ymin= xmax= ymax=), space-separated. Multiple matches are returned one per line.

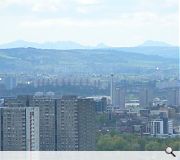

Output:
xmin=0 ymin=107 xmax=39 ymax=151
xmin=57 ymin=96 xmax=79 ymax=151
xmin=139 ymin=88 xmax=153 ymax=108
xmin=77 ymin=98 xmax=96 ymax=150
xmin=1 ymin=95 xmax=96 ymax=151
xmin=114 ymin=87 xmax=126 ymax=109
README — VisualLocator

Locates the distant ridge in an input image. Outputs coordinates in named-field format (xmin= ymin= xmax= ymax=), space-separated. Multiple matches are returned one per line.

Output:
xmin=0 ymin=40 xmax=109 ymax=50
xmin=0 ymin=47 xmax=177 ymax=74
xmin=0 ymin=40 xmax=176 ymax=50
xmin=139 ymin=40 xmax=173 ymax=47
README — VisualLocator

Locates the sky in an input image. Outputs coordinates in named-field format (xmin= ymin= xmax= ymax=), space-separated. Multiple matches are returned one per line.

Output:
xmin=0 ymin=0 xmax=179 ymax=47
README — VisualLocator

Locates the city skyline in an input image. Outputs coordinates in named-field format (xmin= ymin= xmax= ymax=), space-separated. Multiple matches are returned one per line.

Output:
xmin=0 ymin=0 xmax=179 ymax=152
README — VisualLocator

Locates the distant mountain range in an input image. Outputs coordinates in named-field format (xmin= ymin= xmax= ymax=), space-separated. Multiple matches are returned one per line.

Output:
xmin=0 ymin=40 xmax=176 ymax=50
xmin=0 ymin=40 xmax=178 ymax=74
xmin=0 ymin=40 xmax=109 ymax=50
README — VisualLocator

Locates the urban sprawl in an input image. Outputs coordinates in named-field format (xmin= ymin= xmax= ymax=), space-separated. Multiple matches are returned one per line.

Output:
xmin=0 ymin=73 xmax=180 ymax=150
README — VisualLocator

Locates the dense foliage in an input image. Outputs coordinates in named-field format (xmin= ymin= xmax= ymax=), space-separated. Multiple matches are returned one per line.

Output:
xmin=96 ymin=132 xmax=180 ymax=151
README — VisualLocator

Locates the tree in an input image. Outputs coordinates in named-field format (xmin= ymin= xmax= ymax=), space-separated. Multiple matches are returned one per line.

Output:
xmin=96 ymin=134 xmax=127 ymax=150
xmin=145 ymin=141 xmax=161 ymax=151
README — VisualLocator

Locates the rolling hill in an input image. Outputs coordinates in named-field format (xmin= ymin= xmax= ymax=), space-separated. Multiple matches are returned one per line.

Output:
xmin=0 ymin=48 xmax=178 ymax=75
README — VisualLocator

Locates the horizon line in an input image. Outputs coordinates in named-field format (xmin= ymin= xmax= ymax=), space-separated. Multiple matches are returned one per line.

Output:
xmin=0 ymin=39 xmax=179 ymax=48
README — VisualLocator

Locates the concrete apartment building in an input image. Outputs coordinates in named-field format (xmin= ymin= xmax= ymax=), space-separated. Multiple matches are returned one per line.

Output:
xmin=77 ymin=98 xmax=96 ymax=150
xmin=0 ymin=107 xmax=39 ymax=151
xmin=0 ymin=95 xmax=96 ymax=151
xmin=57 ymin=96 xmax=79 ymax=151
xmin=167 ymin=88 xmax=180 ymax=106
xmin=113 ymin=87 xmax=126 ymax=109
xmin=31 ymin=96 xmax=57 ymax=151
xmin=57 ymin=96 xmax=96 ymax=151
xmin=139 ymin=88 xmax=154 ymax=108
xmin=3 ymin=95 xmax=55 ymax=151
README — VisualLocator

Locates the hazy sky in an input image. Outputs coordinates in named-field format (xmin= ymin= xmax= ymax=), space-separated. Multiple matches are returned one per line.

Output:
xmin=0 ymin=0 xmax=179 ymax=46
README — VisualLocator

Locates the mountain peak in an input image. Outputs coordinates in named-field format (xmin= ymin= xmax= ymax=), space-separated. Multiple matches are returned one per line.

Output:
xmin=0 ymin=40 xmax=110 ymax=50
xmin=96 ymin=43 xmax=109 ymax=48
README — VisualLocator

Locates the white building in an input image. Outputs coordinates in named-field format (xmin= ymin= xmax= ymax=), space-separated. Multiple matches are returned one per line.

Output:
xmin=168 ymin=120 xmax=173 ymax=135
xmin=149 ymin=120 xmax=164 ymax=135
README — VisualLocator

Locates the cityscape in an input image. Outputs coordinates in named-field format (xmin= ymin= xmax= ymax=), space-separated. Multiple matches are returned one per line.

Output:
xmin=0 ymin=70 xmax=179 ymax=150
xmin=0 ymin=0 xmax=179 ymax=153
